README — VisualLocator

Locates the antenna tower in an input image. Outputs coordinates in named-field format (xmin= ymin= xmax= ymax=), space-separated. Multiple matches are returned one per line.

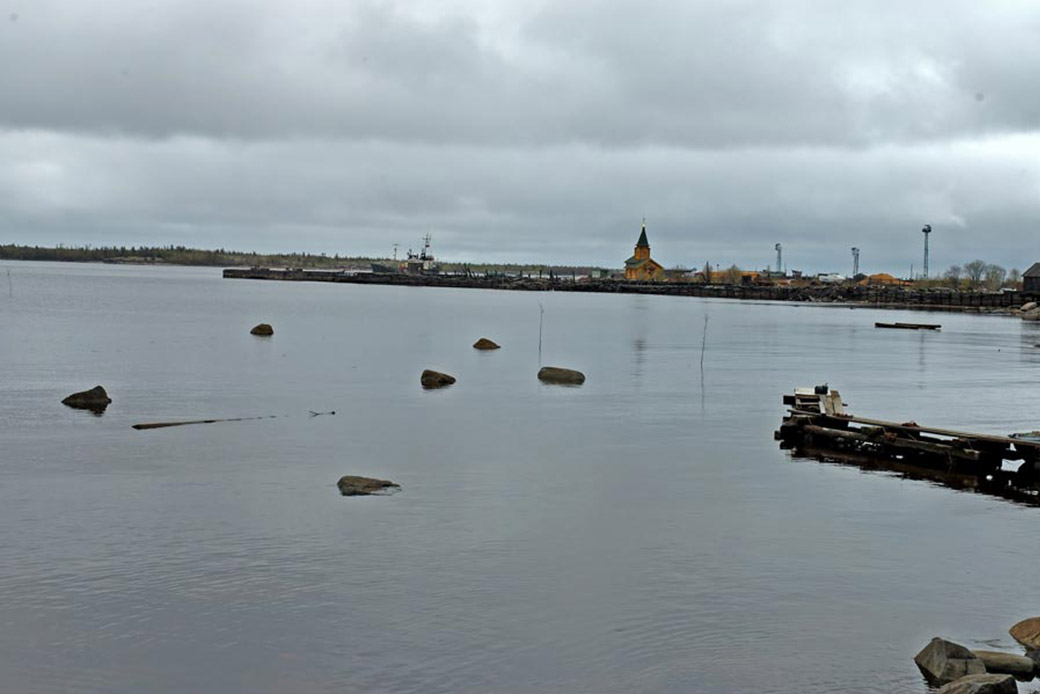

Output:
xmin=921 ymin=225 xmax=932 ymax=278
xmin=851 ymin=247 xmax=860 ymax=276
xmin=774 ymin=243 xmax=782 ymax=276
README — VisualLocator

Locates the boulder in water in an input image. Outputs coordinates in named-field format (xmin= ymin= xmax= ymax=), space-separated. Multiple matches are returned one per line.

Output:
xmin=337 ymin=475 xmax=400 ymax=496
xmin=421 ymin=369 xmax=456 ymax=388
xmin=971 ymin=650 xmax=1035 ymax=679
xmin=1011 ymin=617 xmax=1040 ymax=650
xmin=61 ymin=385 xmax=112 ymax=413
xmin=537 ymin=366 xmax=586 ymax=385
xmin=915 ymin=637 xmax=986 ymax=685
xmin=936 ymin=673 xmax=1017 ymax=693
xmin=250 ymin=323 xmax=274 ymax=336
xmin=473 ymin=337 xmax=500 ymax=350
xmin=1021 ymin=302 xmax=1037 ymax=312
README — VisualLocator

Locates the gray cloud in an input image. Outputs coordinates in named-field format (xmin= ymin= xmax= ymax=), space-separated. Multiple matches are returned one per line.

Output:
xmin=1 ymin=0 xmax=1039 ymax=271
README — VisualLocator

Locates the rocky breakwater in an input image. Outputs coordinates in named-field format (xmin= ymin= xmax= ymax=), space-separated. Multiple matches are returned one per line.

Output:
xmin=912 ymin=619 xmax=1040 ymax=693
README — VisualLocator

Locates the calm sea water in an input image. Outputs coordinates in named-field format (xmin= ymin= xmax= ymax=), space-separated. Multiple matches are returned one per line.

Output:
xmin=2 ymin=261 xmax=1040 ymax=694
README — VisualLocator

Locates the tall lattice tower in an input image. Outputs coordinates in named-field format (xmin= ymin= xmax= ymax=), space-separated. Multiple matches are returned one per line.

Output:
xmin=851 ymin=247 xmax=860 ymax=276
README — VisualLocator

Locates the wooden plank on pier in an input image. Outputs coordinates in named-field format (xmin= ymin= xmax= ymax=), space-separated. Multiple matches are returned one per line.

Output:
xmin=789 ymin=409 xmax=1038 ymax=449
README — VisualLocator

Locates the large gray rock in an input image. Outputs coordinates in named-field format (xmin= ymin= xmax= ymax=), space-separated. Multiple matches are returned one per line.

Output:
xmin=337 ymin=476 xmax=400 ymax=496
xmin=1021 ymin=310 xmax=1040 ymax=322
xmin=972 ymin=650 xmax=1035 ymax=679
xmin=420 ymin=369 xmax=456 ymax=388
xmin=537 ymin=366 xmax=586 ymax=385
xmin=61 ymin=385 xmax=112 ymax=412
xmin=1011 ymin=617 xmax=1040 ymax=650
xmin=936 ymin=673 xmax=1017 ymax=694
xmin=915 ymin=637 xmax=986 ymax=685
xmin=1021 ymin=302 xmax=1038 ymax=312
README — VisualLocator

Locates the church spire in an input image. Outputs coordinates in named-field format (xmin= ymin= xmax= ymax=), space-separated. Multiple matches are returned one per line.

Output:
xmin=636 ymin=218 xmax=649 ymax=248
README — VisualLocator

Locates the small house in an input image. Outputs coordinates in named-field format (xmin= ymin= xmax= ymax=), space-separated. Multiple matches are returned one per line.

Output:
xmin=1024 ymin=262 xmax=1040 ymax=294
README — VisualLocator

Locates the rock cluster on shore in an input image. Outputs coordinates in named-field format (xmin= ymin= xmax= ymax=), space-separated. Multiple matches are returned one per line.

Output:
xmin=914 ymin=618 xmax=1040 ymax=692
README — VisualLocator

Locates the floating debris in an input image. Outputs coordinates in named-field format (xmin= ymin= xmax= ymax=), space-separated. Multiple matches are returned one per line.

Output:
xmin=776 ymin=387 xmax=1040 ymax=499
xmin=875 ymin=321 xmax=941 ymax=330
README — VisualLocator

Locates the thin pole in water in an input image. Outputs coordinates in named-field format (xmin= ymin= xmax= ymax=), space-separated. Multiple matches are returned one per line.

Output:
xmin=538 ymin=302 xmax=544 ymax=366
xmin=700 ymin=314 xmax=709 ymax=373
xmin=6 ymin=269 xmax=11 ymax=298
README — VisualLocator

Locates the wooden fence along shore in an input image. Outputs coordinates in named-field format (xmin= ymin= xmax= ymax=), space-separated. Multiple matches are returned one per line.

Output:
xmin=222 ymin=268 xmax=1036 ymax=311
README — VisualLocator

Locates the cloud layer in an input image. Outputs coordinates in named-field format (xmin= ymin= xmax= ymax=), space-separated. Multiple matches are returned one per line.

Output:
xmin=2 ymin=0 xmax=1039 ymax=271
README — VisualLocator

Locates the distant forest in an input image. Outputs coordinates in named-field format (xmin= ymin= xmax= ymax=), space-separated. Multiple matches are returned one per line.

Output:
xmin=0 ymin=244 xmax=603 ymax=275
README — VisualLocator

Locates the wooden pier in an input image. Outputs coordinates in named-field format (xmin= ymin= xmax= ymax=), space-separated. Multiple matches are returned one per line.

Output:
xmin=775 ymin=388 xmax=1040 ymax=492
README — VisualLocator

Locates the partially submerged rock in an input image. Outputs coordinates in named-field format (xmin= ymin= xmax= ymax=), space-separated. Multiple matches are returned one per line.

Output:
xmin=473 ymin=337 xmax=500 ymax=350
xmin=936 ymin=673 xmax=1017 ymax=694
xmin=972 ymin=650 xmax=1035 ymax=679
xmin=250 ymin=323 xmax=274 ymax=336
xmin=421 ymin=369 xmax=456 ymax=388
xmin=337 ymin=475 xmax=400 ymax=496
xmin=61 ymin=385 xmax=112 ymax=412
xmin=915 ymin=637 xmax=987 ymax=685
xmin=1011 ymin=617 xmax=1040 ymax=650
xmin=537 ymin=366 xmax=586 ymax=385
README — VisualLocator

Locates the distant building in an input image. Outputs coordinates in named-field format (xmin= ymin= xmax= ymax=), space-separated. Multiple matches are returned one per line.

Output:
xmin=1024 ymin=262 xmax=1040 ymax=294
xmin=859 ymin=273 xmax=910 ymax=286
xmin=624 ymin=221 xmax=665 ymax=281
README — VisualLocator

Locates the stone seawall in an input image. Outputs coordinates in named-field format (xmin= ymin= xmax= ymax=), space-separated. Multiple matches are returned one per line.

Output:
xmin=222 ymin=268 xmax=1035 ymax=312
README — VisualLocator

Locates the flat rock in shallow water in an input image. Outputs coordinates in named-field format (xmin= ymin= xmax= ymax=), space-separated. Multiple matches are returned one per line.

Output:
xmin=250 ymin=323 xmax=274 ymax=336
xmin=472 ymin=337 xmax=500 ymax=350
xmin=337 ymin=476 xmax=400 ymax=496
xmin=61 ymin=385 xmax=112 ymax=412
xmin=537 ymin=366 xmax=585 ymax=385
xmin=936 ymin=673 xmax=1017 ymax=694
xmin=421 ymin=369 xmax=456 ymax=388
xmin=915 ymin=637 xmax=986 ymax=685
xmin=971 ymin=651 xmax=1035 ymax=679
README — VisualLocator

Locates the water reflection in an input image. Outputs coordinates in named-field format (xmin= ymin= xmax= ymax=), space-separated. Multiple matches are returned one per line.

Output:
xmin=783 ymin=444 xmax=1040 ymax=508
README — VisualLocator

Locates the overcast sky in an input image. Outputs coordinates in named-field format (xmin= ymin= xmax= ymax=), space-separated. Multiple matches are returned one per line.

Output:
xmin=1 ymin=0 xmax=1039 ymax=272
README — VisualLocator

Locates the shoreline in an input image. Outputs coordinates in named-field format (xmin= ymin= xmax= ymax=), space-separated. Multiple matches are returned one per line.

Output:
xmin=222 ymin=266 xmax=1037 ymax=316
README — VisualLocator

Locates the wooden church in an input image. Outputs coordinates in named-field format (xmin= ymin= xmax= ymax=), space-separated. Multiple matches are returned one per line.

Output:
xmin=624 ymin=221 xmax=665 ymax=281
